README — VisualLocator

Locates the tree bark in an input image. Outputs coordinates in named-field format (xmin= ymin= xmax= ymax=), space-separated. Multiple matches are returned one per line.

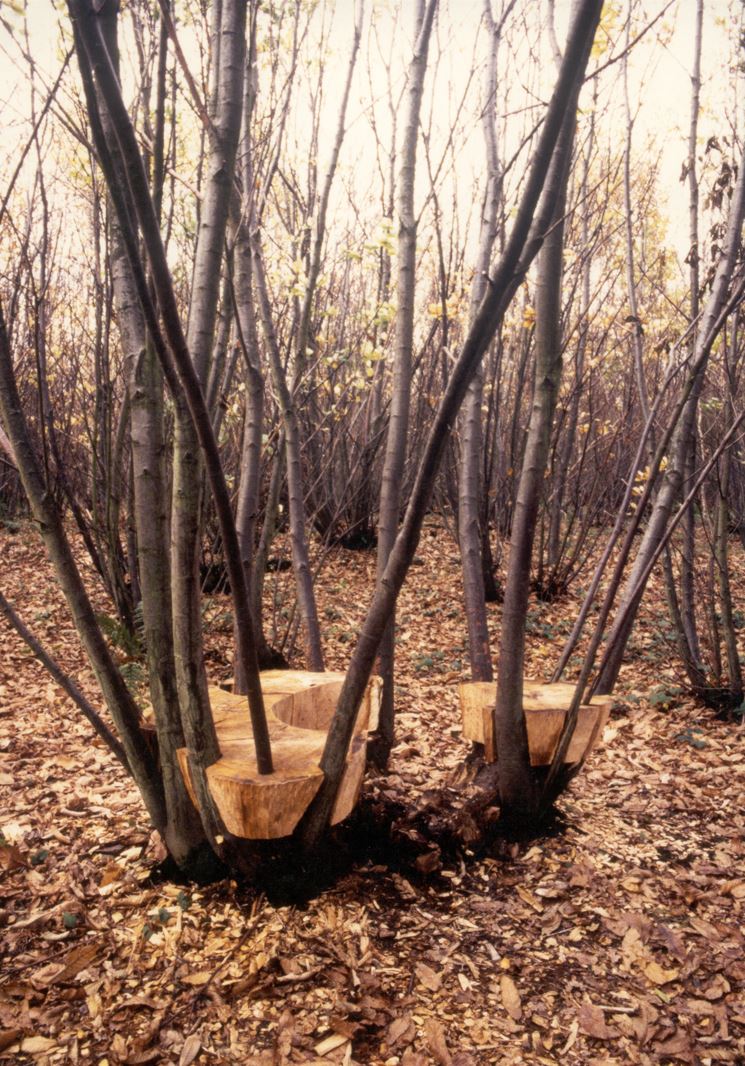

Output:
xmin=373 ymin=0 xmax=438 ymax=765
xmin=298 ymin=0 xmax=603 ymax=849
xmin=95 ymin=0 xmax=208 ymax=872
xmin=493 ymin=71 xmax=582 ymax=826
xmin=69 ymin=0 xmax=273 ymax=785
xmin=457 ymin=0 xmax=505 ymax=693
xmin=0 ymin=303 xmax=167 ymax=831
xmin=595 ymin=134 xmax=745 ymax=695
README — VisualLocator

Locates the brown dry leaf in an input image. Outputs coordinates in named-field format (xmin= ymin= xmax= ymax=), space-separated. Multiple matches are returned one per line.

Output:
xmin=181 ymin=971 xmax=212 ymax=987
xmin=653 ymin=1029 xmax=692 ymax=1058
xmin=111 ymin=1033 xmax=129 ymax=1061
xmin=0 ymin=1030 xmax=23 ymax=1053
xmin=32 ymin=942 xmax=99 ymax=988
xmin=655 ymin=923 xmax=686 ymax=961
xmin=688 ymin=915 xmax=720 ymax=939
xmin=577 ymin=1003 xmax=617 ymax=1041
xmin=560 ymin=1018 xmax=579 ymax=1054
xmin=621 ymin=927 xmax=645 ymax=968
xmin=415 ymin=961 xmax=442 ymax=992
xmin=414 ymin=849 xmax=441 ymax=874
xmin=499 ymin=974 xmax=522 ymax=1021
xmin=99 ymin=861 xmax=126 ymax=888
xmin=516 ymin=885 xmax=543 ymax=912
xmin=387 ymin=1014 xmax=416 ymax=1049
xmin=423 ymin=1017 xmax=453 ymax=1066
xmin=0 ymin=844 xmax=25 ymax=871
xmin=702 ymin=974 xmax=730 ymax=1000
xmin=401 ymin=1052 xmax=430 ymax=1066
xmin=20 ymin=1035 xmax=58 ymax=1053
xmin=179 ymin=1033 xmax=202 ymax=1066
xmin=643 ymin=960 xmax=679 ymax=986
xmin=314 ymin=1033 xmax=349 ymax=1056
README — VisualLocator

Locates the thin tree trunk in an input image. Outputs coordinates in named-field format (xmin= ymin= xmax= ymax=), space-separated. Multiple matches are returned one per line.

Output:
xmin=715 ymin=451 xmax=743 ymax=702
xmin=250 ymin=233 xmax=324 ymax=671
xmin=595 ymin=136 xmax=745 ymax=694
xmin=0 ymin=304 xmax=167 ymax=831
xmin=0 ymin=587 xmax=128 ymax=769
xmin=373 ymin=0 xmax=438 ymax=765
xmin=298 ymin=0 xmax=603 ymax=848
xmin=679 ymin=0 xmax=705 ymax=676
xmin=70 ymin=0 xmax=273 ymax=787
xmin=457 ymin=0 xmax=504 ymax=693
xmin=493 ymin=74 xmax=582 ymax=826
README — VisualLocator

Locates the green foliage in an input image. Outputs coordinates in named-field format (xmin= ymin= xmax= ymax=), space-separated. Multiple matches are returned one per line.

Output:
xmin=674 ymin=726 xmax=707 ymax=750
xmin=413 ymin=650 xmax=445 ymax=673
xmin=96 ymin=612 xmax=143 ymax=659
xmin=119 ymin=661 xmax=145 ymax=689
xmin=648 ymin=685 xmax=683 ymax=710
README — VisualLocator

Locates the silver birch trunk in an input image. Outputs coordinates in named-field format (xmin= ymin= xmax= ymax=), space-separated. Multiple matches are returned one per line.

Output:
xmin=458 ymin=0 xmax=502 ymax=690
xmin=374 ymin=0 xmax=438 ymax=762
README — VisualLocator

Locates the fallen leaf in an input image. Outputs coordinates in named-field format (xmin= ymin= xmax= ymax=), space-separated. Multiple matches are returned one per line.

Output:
xmin=414 ymin=849 xmax=441 ymax=874
xmin=99 ymin=862 xmax=126 ymax=888
xmin=179 ymin=1034 xmax=201 ymax=1066
xmin=181 ymin=971 xmax=211 ymax=987
xmin=387 ymin=1014 xmax=415 ymax=1048
xmin=20 ymin=1036 xmax=58 ymax=1053
xmin=0 ymin=1030 xmax=23 ymax=1053
xmin=0 ymin=844 xmax=25 ymax=871
xmin=415 ymin=961 xmax=442 ymax=992
xmin=516 ymin=885 xmax=543 ymax=912
xmin=314 ymin=1033 xmax=349 ymax=1056
xmin=688 ymin=915 xmax=720 ymax=939
xmin=560 ymin=1018 xmax=579 ymax=1054
xmin=424 ymin=1018 xmax=453 ymax=1066
xmin=499 ymin=974 xmax=522 ymax=1021
xmin=644 ymin=960 xmax=679 ymax=986
xmin=32 ymin=943 xmax=99 ymax=988
xmin=578 ymin=1003 xmax=617 ymax=1041
xmin=653 ymin=1029 xmax=691 ymax=1057
xmin=702 ymin=974 xmax=730 ymax=1000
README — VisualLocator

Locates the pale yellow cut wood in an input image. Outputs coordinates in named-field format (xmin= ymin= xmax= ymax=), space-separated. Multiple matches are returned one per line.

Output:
xmin=177 ymin=672 xmax=380 ymax=840
xmin=459 ymin=680 xmax=611 ymax=766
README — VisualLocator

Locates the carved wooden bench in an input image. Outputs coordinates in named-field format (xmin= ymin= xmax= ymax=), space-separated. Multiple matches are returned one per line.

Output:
xmin=177 ymin=671 xmax=381 ymax=839
xmin=459 ymin=680 xmax=611 ymax=765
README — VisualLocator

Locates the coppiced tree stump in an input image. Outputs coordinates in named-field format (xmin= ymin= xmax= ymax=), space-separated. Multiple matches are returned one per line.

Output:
xmin=460 ymin=680 xmax=610 ymax=766
xmin=176 ymin=672 xmax=381 ymax=839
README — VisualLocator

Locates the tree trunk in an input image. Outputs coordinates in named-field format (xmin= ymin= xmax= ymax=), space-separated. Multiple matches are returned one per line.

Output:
xmin=298 ymin=0 xmax=603 ymax=849
xmin=458 ymin=0 xmax=503 ymax=694
xmin=372 ymin=0 xmax=438 ymax=766
xmin=0 ymin=303 xmax=167 ymax=831
xmin=595 ymin=134 xmax=745 ymax=694
xmin=493 ymin=70 xmax=583 ymax=827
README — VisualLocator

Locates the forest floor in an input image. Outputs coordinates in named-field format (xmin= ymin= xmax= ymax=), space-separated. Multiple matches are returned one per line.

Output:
xmin=1 ymin=519 xmax=744 ymax=1066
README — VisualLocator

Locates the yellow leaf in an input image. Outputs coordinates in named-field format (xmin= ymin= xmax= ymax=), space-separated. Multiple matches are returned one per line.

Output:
xmin=500 ymin=974 xmax=522 ymax=1020
xmin=644 ymin=960 xmax=679 ymax=985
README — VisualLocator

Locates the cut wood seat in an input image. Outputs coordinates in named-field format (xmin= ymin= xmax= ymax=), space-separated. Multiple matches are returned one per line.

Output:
xmin=177 ymin=672 xmax=381 ymax=840
xmin=459 ymin=680 xmax=611 ymax=766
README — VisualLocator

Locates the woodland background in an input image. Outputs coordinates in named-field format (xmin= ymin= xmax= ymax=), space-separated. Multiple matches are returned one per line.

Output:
xmin=1 ymin=0 xmax=745 ymax=1061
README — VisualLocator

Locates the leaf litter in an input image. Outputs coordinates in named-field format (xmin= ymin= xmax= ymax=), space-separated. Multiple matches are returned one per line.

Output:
xmin=1 ymin=521 xmax=744 ymax=1063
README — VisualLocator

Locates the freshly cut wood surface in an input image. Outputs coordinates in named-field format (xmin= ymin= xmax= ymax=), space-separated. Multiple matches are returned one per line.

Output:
xmin=177 ymin=672 xmax=380 ymax=839
xmin=459 ymin=680 xmax=611 ymax=766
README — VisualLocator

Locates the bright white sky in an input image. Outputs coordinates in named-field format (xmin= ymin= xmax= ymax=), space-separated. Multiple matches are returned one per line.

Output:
xmin=0 ymin=0 xmax=739 ymax=269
